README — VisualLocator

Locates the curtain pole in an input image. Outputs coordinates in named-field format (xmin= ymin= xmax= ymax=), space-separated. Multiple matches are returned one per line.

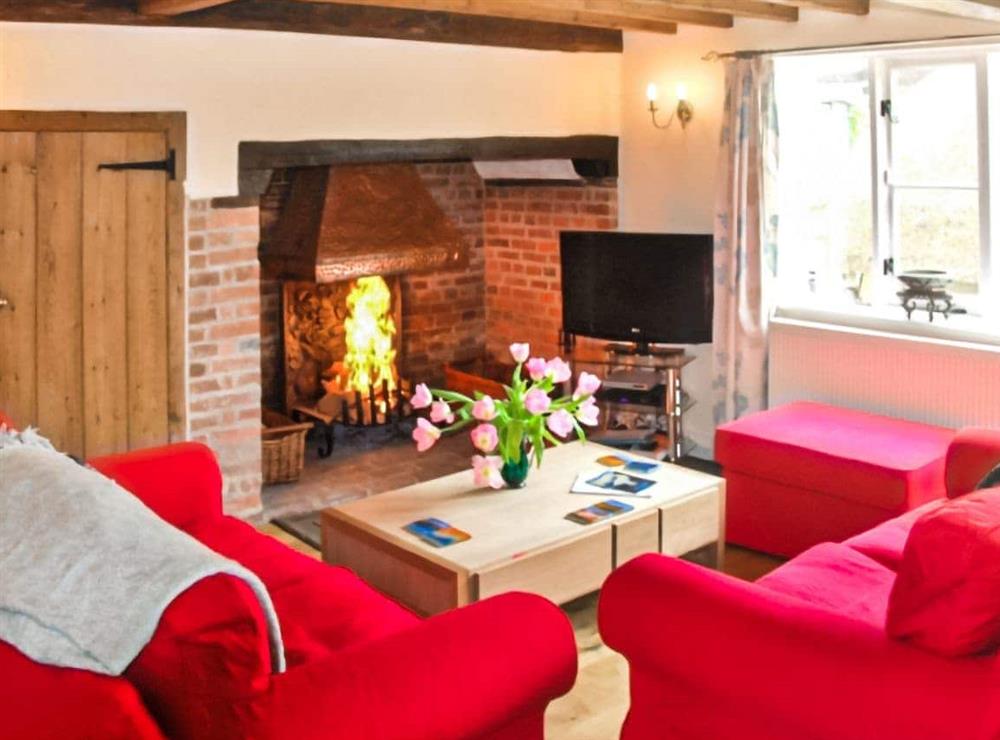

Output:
xmin=703 ymin=32 xmax=1000 ymax=62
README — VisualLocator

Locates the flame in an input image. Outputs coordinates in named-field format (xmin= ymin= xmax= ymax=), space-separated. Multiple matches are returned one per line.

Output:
xmin=343 ymin=276 xmax=398 ymax=395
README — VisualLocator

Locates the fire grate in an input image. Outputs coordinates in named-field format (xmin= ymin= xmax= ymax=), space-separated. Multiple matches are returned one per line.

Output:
xmin=290 ymin=382 xmax=414 ymax=458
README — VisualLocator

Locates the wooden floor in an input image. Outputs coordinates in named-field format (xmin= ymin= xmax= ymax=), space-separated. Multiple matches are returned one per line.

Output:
xmin=258 ymin=524 xmax=782 ymax=740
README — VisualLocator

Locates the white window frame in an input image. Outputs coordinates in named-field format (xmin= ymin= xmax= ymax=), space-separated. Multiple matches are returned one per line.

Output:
xmin=870 ymin=52 xmax=993 ymax=313
xmin=777 ymin=44 xmax=1000 ymax=334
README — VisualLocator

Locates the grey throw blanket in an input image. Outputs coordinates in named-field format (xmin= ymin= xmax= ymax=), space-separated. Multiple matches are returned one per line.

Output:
xmin=0 ymin=446 xmax=285 ymax=675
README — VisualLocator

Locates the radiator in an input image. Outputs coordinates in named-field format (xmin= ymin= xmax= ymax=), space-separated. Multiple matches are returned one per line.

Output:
xmin=769 ymin=317 xmax=1000 ymax=430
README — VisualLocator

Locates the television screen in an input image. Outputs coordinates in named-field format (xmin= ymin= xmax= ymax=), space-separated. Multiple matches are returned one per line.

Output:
xmin=560 ymin=231 xmax=714 ymax=346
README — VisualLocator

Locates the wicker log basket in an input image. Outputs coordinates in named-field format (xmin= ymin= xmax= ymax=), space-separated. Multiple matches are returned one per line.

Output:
xmin=261 ymin=409 xmax=313 ymax=485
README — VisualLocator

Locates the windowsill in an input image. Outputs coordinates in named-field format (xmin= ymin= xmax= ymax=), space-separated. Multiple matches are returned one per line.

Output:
xmin=773 ymin=304 xmax=1000 ymax=350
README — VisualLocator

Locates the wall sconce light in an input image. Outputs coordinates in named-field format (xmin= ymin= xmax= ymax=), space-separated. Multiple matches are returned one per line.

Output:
xmin=647 ymin=82 xmax=694 ymax=130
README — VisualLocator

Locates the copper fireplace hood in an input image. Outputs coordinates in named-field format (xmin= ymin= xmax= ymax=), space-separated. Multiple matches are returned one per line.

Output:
xmin=261 ymin=163 xmax=467 ymax=283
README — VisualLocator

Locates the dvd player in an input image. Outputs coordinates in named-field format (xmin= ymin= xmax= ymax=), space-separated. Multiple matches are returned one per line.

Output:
xmin=601 ymin=367 xmax=662 ymax=393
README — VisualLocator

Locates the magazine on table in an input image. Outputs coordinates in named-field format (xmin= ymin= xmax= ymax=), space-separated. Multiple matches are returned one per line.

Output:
xmin=570 ymin=453 xmax=663 ymax=498
xmin=565 ymin=499 xmax=635 ymax=525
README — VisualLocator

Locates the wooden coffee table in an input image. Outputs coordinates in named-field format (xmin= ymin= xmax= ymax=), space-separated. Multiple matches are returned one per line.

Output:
xmin=321 ymin=442 xmax=725 ymax=616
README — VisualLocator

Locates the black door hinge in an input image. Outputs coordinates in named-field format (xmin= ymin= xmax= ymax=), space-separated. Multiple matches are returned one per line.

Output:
xmin=883 ymin=257 xmax=895 ymax=276
xmin=98 ymin=149 xmax=176 ymax=181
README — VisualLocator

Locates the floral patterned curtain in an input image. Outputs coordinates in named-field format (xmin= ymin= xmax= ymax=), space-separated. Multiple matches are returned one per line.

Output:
xmin=712 ymin=55 xmax=779 ymax=427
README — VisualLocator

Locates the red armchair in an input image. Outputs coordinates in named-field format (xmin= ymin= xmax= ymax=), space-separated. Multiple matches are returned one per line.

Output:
xmin=599 ymin=428 xmax=1000 ymax=740
xmin=1 ymin=435 xmax=577 ymax=739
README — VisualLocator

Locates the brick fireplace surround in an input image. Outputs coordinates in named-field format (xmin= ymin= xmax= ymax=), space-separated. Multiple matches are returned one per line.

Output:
xmin=188 ymin=163 xmax=617 ymax=516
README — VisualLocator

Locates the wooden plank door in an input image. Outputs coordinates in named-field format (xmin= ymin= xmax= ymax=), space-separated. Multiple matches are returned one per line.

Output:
xmin=0 ymin=112 xmax=185 ymax=459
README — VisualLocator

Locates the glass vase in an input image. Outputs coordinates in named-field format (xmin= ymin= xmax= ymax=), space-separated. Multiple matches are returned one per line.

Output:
xmin=500 ymin=443 xmax=531 ymax=489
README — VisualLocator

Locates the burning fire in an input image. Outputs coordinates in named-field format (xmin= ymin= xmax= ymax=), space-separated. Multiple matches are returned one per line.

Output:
xmin=343 ymin=276 xmax=398 ymax=395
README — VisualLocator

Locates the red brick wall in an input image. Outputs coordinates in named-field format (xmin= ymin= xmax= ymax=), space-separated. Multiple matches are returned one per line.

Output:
xmin=187 ymin=199 xmax=263 ymax=516
xmin=259 ymin=170 xmax=290 ymax=411
xmin=403 ymin=163 xmax=485 ymax=384
xmin=483 ymin=181 xmax=618 ymax=360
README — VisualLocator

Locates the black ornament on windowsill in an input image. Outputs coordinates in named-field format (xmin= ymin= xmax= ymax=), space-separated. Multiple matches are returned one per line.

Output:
xmin=896 ymin=270 xmax=964 ymax=322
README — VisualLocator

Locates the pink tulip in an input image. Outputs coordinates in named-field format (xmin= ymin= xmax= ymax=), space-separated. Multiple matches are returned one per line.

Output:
xmin=412 ymin=417 xmax=441 ymax=452
xmin=573 ymin=371 xmax=602 ymax=400
xmin=546 ymin=409 xmax=575 ymax=438
xmin=524 ymin=388 xmax=551 ymax=415
xmin=470 ymin=423 xmax=499 ymax=453
xmin=576 ymin=397 xmax=600 ymax=427
xmin=525 ymin=357 xmax=548 ymax=382
xmin=411 ymin=383 xmax=433 ymax=410
xmin=430 ymin=400 xmax=455 ymax=425
xmin=546 ymin=357 xmax=572 ymax=384
xmin=472 ymin=396 xmax=497 ymax=421
xmin=472 ymin=455 xmax=504 ymax=489
xmin=509 ymin=343 xmax=530 ymax=364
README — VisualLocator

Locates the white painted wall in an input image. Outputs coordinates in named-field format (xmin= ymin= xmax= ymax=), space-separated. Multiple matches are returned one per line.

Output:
xmin=0 ymin=22 xmax=621 ymax=197
xmin=618 ymin=7 xmax=1000 ymax=456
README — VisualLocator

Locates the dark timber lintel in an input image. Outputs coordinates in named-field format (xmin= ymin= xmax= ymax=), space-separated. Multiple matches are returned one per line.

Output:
xmin=2 ymin=1 xmax=623 ymax=53
xmin=237 ymin=135 xmax=619 ymax=196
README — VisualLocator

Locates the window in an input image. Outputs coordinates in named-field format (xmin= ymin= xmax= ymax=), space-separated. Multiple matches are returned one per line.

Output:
xmin=774 ymin=46 xmax=999 ymax=327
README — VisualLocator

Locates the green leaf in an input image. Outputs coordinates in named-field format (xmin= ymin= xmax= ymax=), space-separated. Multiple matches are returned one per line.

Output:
xmin=541 ymin=428 xmax=562 ymax=446
xmin=441 ymin=419 xmax=474 ymax=435
xmin=531 ymin=428 xmax=545 ymax=467
xmin=432 ymin=389 xmax=475 ymax=404
xmin=505 ymin=420 xmax=524 ymax=462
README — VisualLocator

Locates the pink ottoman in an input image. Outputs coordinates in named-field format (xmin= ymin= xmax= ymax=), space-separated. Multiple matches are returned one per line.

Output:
xmin=715 ymin=402 xmax=955 ymax=557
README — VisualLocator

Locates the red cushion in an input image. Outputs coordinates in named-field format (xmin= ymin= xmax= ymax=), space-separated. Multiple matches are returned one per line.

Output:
xmin=756 ymin=542 xmax=895 ymax=628
xmin=843 ymin=499 xmax=946 ymax=570
xmin=716 ymin=402 xmax=953 ymax=511
xmin=887 ymin=487 xmax=1000 ymax=657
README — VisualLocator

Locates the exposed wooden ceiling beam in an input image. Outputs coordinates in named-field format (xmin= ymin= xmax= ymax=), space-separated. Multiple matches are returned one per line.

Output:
xmin=3 ymin=0 xmax=623 ymax=52
xmin=779 ymin=0 xmax=869 ymax=14
xmin=297 ymin=0 xmax=731 ymax=29
xmin=138 ymin=0 xmax=236 ymax=14
xmin=881 ymin=0 xmax=1000 ymax=21
xmin=642 ymin=0 xmax=798 ymax=22
xmin=555 ymin=0 xmax=737 ymax=26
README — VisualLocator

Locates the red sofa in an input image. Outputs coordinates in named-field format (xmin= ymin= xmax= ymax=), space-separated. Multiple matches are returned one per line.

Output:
xmin=0 ymin=426 xmax=577 ymax=739
xmin=599 ymin=428 xmax=1000 ymax=740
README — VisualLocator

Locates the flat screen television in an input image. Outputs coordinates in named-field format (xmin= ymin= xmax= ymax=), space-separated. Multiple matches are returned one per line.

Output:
xmin=560 ymin=231 xmax=714 ymax=347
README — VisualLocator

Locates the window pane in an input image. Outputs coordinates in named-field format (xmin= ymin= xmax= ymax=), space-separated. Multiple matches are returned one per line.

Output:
xmin=775 ymin=56 xmax=873 ymax=305
xmin=894 ymin=188 xmax=980 ymax=295
xmin=890 ymin=63 xmax=978 ymax=187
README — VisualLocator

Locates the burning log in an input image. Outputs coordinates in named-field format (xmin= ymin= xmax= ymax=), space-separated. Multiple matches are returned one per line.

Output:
xmin=285 ymin=274 xmax=413 ymax=430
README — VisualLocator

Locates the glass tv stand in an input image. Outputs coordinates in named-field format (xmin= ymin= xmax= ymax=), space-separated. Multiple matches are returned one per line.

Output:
xmin=566 ymin=339 xmax=695 ymax=462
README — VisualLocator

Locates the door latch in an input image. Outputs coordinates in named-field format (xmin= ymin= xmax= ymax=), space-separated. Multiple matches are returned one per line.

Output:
xmin=883 ymin=257 xmax=895 ymax=276
xmin=0 ymin=295 xmax=12 ymax=311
